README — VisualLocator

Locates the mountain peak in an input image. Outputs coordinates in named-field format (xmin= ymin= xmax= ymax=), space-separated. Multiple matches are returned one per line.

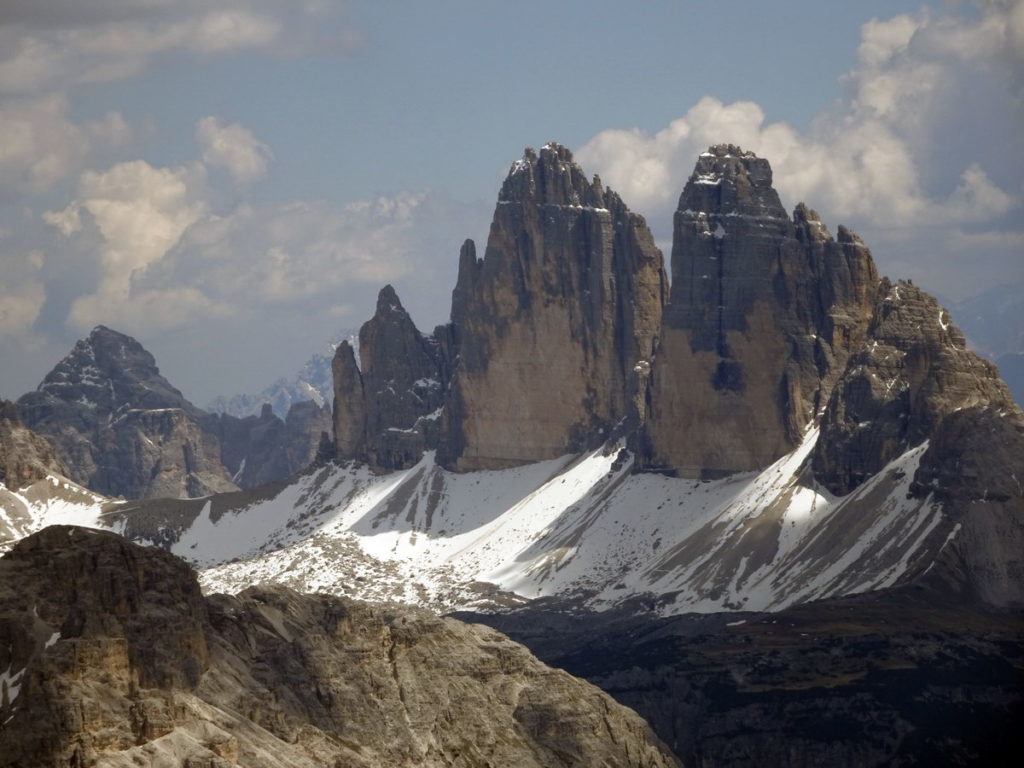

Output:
xmin=679 ymin=144 xmax=786 ymax=219
xmin=498 ymin=142 xmax=605 ymax=208
xmin=375 ymin=284 xmax=407 ymax=316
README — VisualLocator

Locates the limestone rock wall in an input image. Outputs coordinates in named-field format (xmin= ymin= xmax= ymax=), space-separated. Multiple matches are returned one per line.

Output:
xmin=644 ymin=146 xmax=877 ymax=476
xmin=330 ymin=286 xmax=446 ymax=471
xmin=15 ymin=326 xmax=239 ymax=499
xmin=15 ymin=326 xmax=325 ymax=500
xmin=812 ymin=279 xmax=1020 ymax=494
xmin=440 ymin=143 xmax=666 ymax=470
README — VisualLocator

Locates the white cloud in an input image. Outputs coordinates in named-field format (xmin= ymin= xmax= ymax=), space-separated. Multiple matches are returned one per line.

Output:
xmin=0 ymin=94 xmax=87 ymax=193
xmin=0 ymin=279 xmax=45 ymax=339
xmin=45 ymin=159 xmax=208 ymax=331
xmin=0 ymin=94 xmax=133 ymax=196
xmin=43 ymin=147 xmax=478 ymax=334
xmin=174 ymin=191 xmax=442 ymax=304
xmin=196 ymin=116 xmax=273 ymax=184
xmin=577 ymin=1 xmax=1021 ymax=263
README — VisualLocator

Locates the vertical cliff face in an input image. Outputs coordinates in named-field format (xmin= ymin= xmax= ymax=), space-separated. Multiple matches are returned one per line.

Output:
xmin=644 ymin=145 xmax=877 ymax=476
xmin=0 ymin=401 xmax=68 ymax=490
xmin=440 ymin=143 xmax=666 ymax=471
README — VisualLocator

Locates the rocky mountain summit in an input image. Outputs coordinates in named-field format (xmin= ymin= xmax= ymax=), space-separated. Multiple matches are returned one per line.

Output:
xmin=15 ymin=326 xmax=237 ymax=499
xmin=13 ymin=327 xmax=329 ymax=500
xmin=316 ymin=142 xmax=1024 ymax=612
xmin=331 ymin=285 xmax=448 ymax=471
xmin=0 ymin=526 xmax=679 ymax=767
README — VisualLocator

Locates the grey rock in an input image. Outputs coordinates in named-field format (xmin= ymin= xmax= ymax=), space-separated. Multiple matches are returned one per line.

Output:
xmin=359 ymin=285 xmax=446 ymax=470
xmin=330 ymin=287 xmax=446 ymax=471
xmin=813 ymin=279 xmax=1019 ymax=494
xmin=15 ymin=326 xmax=238 ymax=499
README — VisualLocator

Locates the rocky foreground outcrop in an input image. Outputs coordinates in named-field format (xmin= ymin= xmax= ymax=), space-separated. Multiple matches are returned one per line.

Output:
xmin=15 ymin=327 xmax=329 ymax=499
xmin=0 ymin=526 xmax=680 ymax=768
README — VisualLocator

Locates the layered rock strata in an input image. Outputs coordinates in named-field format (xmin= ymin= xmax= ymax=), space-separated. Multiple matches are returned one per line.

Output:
xmin=440 ymin=143 xmax=666 ymax=470
xmin=644 ymin=146 xmax=877 ymax=476
xmin=0 ymin=526 xmax=680 ymax=768
xmin=813 ymin=278 xmax=1020 ymax=493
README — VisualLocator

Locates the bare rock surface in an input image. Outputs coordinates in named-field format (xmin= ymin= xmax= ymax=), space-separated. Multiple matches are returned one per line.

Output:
xmin=644 ymin=146 xmax=877 ymax=477
xmin=0 ymin=526 xmax=680 ymax=768
xmin=440 ymin=143 xmax=666 ymax=470
xmin=15 ymin=326 xmax=238 ymax=499
xmin=0 ymin=400 xmax=67 ymax=490
xmin=330 ymin=285 xmax=447 ymax=471
xmin=813 ymin=278 xmax=1020 ymax=493
xmin=14 ymin=327 xmax=326 ymax=500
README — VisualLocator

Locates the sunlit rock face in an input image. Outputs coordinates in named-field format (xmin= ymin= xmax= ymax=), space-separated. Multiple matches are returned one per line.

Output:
xmin=643 ymin=145 xmax=877 ymax=477
xmin=0 ymin=526 xmax=680 ymax=768
xmin=440 ymin=143 xmax=666 ymax=471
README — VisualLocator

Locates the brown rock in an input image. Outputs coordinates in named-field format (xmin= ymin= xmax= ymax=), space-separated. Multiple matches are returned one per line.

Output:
xmin=0 ymin=400 xmax=67 ymax=490
xmin=331 ymin=339 xmax=367 ymax=460
xmin=0 ymin=527 xmax=681 ymax=768
xmin=441 ymin=143 xmax=666 ymax=470
xmin=813 ymin=279 xmax=1019 ymax=494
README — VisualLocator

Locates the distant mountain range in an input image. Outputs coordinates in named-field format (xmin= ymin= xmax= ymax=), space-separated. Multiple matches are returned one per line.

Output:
xmin=206 ymin=330 xmax=358 ymax=419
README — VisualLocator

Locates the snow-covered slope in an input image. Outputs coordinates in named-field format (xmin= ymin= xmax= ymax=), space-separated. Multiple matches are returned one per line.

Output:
xmin=0 ymin=476 xmax=117 ymax=552
xmin=80 ymin=429 xmax=952 ymax=616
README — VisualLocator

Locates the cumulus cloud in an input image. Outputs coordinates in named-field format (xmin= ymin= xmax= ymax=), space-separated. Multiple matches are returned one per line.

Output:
xmin=577 ymin=0 xmax=1022 ymax=259
xmin=0 ymin=94 xmax=134 ymax=196
xmin=43 ymin=144 xmax=479 ymax=335
xmin=44 ymin=159 xmax=208 ymax=331
xmin=196 ymin=116 xmax=273 ymax=184
xmin=0 ymin=1 xmax=359 ymax=94
xmin=167 ymin=190 xmax=463 ymax=308
xmin=0 ymin=280 xmax=45 ymax=339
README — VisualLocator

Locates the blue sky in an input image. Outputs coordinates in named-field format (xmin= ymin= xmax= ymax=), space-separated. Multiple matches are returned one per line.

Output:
xmin=1 ymin=1 xmax=1022 ymax=403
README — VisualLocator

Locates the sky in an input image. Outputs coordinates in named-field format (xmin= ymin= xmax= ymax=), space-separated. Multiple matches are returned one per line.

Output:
xmin=1 ymin=0 xmax=1022 ymax=405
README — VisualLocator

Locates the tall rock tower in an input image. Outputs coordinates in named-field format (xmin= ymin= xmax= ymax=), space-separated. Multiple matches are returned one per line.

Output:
xmin=644 ymin=145 xmax=877 ymax=476
xmin=440 ymin=143 xmax=666 ymax=470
